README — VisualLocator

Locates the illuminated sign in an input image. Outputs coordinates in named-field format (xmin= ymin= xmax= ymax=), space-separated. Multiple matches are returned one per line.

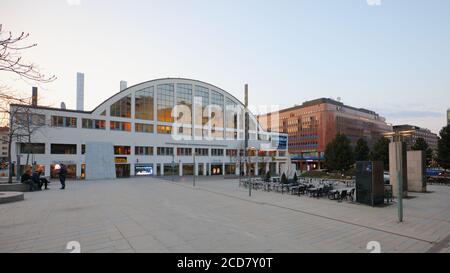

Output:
xmin=115 ymin=157 xmax=128 ymax=164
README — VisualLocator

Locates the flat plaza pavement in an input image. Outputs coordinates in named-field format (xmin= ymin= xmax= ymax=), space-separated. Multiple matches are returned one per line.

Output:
xmin=0 ymin=177 xmax=449 ymax=253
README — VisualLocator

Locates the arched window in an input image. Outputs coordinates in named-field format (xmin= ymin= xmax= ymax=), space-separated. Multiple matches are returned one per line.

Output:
xmin=110 ymin=95 xmax=131 ymax=118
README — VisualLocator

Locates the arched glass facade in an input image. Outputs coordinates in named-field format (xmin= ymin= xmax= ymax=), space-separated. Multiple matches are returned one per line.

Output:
xmin=94 ymin=78 xmax=268 ymax=141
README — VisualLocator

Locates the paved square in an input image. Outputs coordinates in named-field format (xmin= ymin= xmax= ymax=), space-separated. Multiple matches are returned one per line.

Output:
xmin=0 ymin=177 xmax=449 ymax=253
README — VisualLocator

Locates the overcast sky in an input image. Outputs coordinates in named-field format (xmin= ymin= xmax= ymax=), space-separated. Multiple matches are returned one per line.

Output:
xmin=1 ymin=0 xmax=449 ymax=134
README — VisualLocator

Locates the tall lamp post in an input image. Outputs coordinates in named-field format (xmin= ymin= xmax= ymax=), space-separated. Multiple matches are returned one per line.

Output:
xmin=172 ymin=152 xmax=175 ymax=182
xmin=193 ymin=152 xmax=196 ymax=187
xmin=247 ymin=146 xmax=257 ymax=197
xmin=384 ymin=130 xmax=414 ymax=223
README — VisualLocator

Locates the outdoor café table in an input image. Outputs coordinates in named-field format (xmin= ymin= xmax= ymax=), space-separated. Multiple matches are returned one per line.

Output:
xmin=280 ymin=184 xmax=294 ymax=194
xmin=306 ymin=187 xmax=318 ymax=197
xmin=253 ymin=181 xmax=264 ymax=190
xmin=273 ymin=183 xmax=285 ymax=193
xmin=290 ymin=186 xmax=300 ymax=195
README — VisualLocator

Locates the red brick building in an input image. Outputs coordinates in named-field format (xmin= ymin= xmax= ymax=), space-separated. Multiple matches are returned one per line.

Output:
xmin=258 ymin=98 xmax=392 ymax=171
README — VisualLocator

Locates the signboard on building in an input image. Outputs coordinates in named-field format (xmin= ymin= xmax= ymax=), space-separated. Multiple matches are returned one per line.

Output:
xmin=272 ymin=135 xmax=288 ymax=150
xmin=115 ymin=157 xmax=128 ymax=164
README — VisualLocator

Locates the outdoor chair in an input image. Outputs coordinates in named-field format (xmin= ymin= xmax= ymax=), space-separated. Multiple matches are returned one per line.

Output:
xmin=315 ymin=187 xmax=324 ymax=198
xmin=328 ymin=190 xmax=339 ymax=200
xmin=297 ymin=185 xmax=306 ymax=196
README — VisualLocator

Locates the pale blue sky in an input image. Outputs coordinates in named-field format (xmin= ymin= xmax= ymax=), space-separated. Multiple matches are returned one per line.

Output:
xmin=1 ymin=0 xmax=449 ymax=133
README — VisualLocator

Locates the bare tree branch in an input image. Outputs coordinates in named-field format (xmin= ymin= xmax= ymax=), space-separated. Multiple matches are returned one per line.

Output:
xmin=0 ymin=24 xmax=56 ymax=83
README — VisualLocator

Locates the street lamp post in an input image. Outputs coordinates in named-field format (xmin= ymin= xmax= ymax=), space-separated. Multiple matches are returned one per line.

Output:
xmin=172 ymin=153 xmax=175 ymax=182
xmin=384 ymin=130 xmax=414 ymax=223
xmin=193 ymin=153 xmax=196 ymax=187
xmin=247 ymin=147 xmax=257 ymax=197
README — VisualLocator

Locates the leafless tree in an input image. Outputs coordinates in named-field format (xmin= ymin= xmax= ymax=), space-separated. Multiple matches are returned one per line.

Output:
xmin=0 ymin=25 xmax=55 ymax=183
xmin=0 ymin=24 xmax=56 ymax=83
xmin=0 ymin=98 xmax=48 ymax=183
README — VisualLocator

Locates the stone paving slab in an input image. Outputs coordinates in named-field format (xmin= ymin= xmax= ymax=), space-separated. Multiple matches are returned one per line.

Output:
xmin=0 ymin=177 xmax=449 ymax=253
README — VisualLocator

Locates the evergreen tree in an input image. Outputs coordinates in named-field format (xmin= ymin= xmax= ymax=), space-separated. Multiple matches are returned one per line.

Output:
xmin=370 ymin=137 xmax=390 ymax=170
xmin=325 ymin=134 xmax=354 ymax=172
xmin=411 ymin=137 xmax=433 ymax=167
xmin=437 ymin=125 xmax=450 ymax=170
xmin=281 ymin=173 xmax=288 ymax=184
xmin=354 ymin=138 xmax=370 ymax=162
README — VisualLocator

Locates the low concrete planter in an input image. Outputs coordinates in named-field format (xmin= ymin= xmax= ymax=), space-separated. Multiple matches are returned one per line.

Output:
xmin=0 ymin=183 xmax=29 ymax=192
xmin=0 ymin=192 xmax=25 ymax=204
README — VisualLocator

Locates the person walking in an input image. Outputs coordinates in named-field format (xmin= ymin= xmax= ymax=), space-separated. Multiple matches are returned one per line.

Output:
xmin=58 ymin=164 xmax=67 ymax=190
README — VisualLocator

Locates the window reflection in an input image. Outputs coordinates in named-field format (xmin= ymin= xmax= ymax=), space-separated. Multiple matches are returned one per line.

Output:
xmin=157 ymin=84 xmax=174 ymax=123
xmin=210 ymin=90 xmax=224 ymax=139
xmin=110 ymin=95 xmax=131 ymax=118
xmin=135 ymin=87 xmax=154 ymax=120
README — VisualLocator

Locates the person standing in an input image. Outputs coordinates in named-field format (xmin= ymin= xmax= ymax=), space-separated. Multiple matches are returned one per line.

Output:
xmin=59 ymin=164 xmax=67 ymax=190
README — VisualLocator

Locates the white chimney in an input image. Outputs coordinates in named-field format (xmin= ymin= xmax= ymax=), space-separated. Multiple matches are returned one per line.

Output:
xmin=77 ymin=72 xmax=85 ymax=111
xmin=120 ymin=80 xmax=128 ymax=91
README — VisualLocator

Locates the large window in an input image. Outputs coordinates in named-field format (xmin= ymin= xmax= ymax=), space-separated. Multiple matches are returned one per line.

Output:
xmin=176 ymin=84 xmax=192 ymax=125
xmin=52 ymin=116 xmax=77 ymax=128
xmin=51 ymin=144 xmax=77 ymax=155
xmin=157 ymin=125 xmax=172 ymax=135
xmin=194 ymin=86 xmax=210 ymax=127
xmin=110 ymin=121 xmax=131 ymax=132
xmin=135 ymin=123 xmax=154 ymax=133
xmin=177 ymin=148 xmax=192 ymax=156
xmin=211 ymin=91 xmax=224 ymax=139
xmin=15 ymin=113 xmax=46 ymax=127
xmin=225 ymin=98 xmax=238 ymax=129
xmin=157 ymin=84 xmax=174 ymax=123
xmin=135 ymin=87 xmax=154 ymax=120
xmin=114 ymin=146 xmax=131 ymax=155
xmin=195 ymin=148 xmax=209 ymax=156
xmin=82 ymin=119 xmax=106 ymax=130
xmin=135 ymin=146 xmax=153 ymax=156
xmin=211 ymin=91 xmax=224 ymax=128
xmin=211 ymin=149 xmax=224 ymax=157
xmin=226 ymin=98 xmax=239 ymax=140
xmin=20 ymin=143 xmax=45 ymax=154
xmin=157 ymin=147 xmax=174 ymax=156
xmin=110 ymin=95 xmax=131 ymax=118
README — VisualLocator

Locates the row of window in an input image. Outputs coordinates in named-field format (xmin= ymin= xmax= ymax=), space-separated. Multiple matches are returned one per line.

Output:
xmin=19 ymin=143 xmax=260 ymax=158
xmin=51 ymin=116 xmax=257 ymax=138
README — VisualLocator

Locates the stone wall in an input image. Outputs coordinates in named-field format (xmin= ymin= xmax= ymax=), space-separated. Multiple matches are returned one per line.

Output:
xmin=85 ymin=142 xmax=116 ymax=180
xmin=389 ymin=142 xmax=408 ymax=198
xmin=407 ymin=150 xmax=427 ymax=193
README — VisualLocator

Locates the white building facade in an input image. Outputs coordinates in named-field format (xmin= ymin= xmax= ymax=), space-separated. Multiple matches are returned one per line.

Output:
xmin=10 ymin=78 xmax=288 ymax=180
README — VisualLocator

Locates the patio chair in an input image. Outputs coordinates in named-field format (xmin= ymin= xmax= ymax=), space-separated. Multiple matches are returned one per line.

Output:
xmin=296 ymin=185 xmax=305 ymax=196
xmin=315 ymin=187 xmax=324 ymax=198
xmin=328 ymin=190 xmax=339 ymax=200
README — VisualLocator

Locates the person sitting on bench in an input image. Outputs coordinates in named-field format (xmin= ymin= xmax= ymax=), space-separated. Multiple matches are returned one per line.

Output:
xmin=32 ymin=167 xmax=49 ymax=191
xmin=21 ymin=168 xmax=36 ymax=191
